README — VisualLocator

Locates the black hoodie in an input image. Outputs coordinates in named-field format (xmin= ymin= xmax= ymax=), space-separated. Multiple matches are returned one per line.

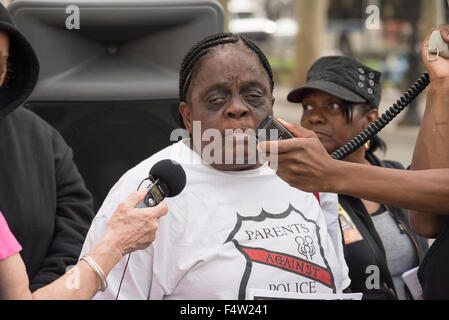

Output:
xmin=0 ymin=4 xmax=94 ymax=291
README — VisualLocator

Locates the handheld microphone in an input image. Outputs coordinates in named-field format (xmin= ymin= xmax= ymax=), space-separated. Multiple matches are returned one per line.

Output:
xmin=136 ymin=159 xmax=186 ymax=208
xmin=427 ymin=30 xmax=449 ymax=61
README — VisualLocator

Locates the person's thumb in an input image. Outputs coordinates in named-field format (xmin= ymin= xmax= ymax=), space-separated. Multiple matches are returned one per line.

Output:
xmin=124 ymin=189 xmax=148 ymax=208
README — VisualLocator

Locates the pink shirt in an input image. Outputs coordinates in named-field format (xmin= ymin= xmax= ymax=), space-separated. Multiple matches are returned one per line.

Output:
xmin=0 ymin=211 xmax=22 ymax=260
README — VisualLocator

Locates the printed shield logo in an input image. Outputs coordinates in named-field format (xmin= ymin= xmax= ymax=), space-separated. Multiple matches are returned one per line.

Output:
xmin=225 ymin=204 xmax=336 ymax=299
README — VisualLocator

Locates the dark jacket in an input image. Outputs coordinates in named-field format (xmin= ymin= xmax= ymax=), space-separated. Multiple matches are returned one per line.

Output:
xmin=418 ymin=216 xmax=449 ymax=299
xmin=0 ymin=4 xmax=94 ymax=291
xmin=339 ymin=152 xmax=428 ymax=300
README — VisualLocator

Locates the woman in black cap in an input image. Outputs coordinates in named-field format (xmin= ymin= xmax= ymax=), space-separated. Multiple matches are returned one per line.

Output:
xmin=287 ymin=56 xmax=428 ymax=300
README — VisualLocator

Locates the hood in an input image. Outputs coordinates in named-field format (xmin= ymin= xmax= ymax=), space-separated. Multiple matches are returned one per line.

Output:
xmin=0 ymin=4 xmax=39 ymax=120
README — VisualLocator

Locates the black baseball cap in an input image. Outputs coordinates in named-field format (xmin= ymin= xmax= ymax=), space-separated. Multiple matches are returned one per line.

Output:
xmin=287 ymin=56 xmax=382 ymax=109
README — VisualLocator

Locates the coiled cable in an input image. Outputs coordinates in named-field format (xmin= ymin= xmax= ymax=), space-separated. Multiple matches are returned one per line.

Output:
xmin=331 ymin=73 xmax=430 ymax=160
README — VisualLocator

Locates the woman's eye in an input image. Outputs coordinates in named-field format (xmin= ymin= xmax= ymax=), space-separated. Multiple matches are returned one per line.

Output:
xmin=302 ymin=104 xmax=314 ymax=111
xmin=247 ymin=91 xmax=263 ymax=99
xmin=328 ymin=103 xmax=341 ymax=110
xmin=329 ymin=103 xmax=340 ymax=110
xmin=209 ymin=97 xmax=225 ymax=105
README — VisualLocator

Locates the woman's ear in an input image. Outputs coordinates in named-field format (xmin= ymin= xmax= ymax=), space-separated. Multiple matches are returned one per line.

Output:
xmin=364 ymin=109 xmax=379 ymax=128
xmin=179 ymin=102 xmax=193 ymax=134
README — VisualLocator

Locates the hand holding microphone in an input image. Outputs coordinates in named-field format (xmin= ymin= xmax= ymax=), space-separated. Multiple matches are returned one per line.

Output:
xmin=78 ymin=188 xmax=169 ymax=295
xmin=427 ymin=29 xmax=449 ymax=60
xmin=0 ymin=186 xmax=171 ymax=300
xmin=91 ymin=159 xmax=186 ymax=274
xmin=103 ymin=189 xmax=168 ymax=257
xmin=114 ymin=159 xmax=186 ymax=299
xmin=422 ymin=25 xmax=449 ymax=81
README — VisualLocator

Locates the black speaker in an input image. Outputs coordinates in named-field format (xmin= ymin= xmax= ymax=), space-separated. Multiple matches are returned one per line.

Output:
xmin=9 ymin=0 xmax=224 ymax=211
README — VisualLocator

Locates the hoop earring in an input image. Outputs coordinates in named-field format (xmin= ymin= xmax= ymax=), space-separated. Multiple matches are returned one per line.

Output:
xmin=365 ymin=140 xmax=371 ymax=151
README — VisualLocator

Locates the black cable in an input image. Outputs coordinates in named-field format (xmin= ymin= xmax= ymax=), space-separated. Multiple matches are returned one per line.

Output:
xmin=115 ymin=253 xmax=131 ymax=300
xmin=137 ymin=176 xmax=151 ymax=190
xmin=115 ymin=175 xmax=151 ymax=300
xmin=331 ymin=73 xmax=430 ymax=160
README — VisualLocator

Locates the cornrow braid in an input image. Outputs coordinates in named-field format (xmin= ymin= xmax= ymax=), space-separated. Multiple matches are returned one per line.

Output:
xmin=180 ymin=32 xmax=235 ymax=72
xmin=179 ymin=32 xmax=274 ymax=103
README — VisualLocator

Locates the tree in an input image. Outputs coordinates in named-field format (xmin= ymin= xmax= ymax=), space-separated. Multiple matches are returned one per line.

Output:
xmin=216 ymin=0 xmax=229 ymax=32
xmin=293 ymin=0 xmax=328 ymax=87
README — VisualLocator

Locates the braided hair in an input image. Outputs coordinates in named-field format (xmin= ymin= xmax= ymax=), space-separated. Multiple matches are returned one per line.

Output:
xmin=179 ymin=32 xmax=274 ymax=103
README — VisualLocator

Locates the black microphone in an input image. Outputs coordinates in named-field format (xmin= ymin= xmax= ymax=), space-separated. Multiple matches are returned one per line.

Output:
xmin=136 ymin=159 xmax=186 ymax=208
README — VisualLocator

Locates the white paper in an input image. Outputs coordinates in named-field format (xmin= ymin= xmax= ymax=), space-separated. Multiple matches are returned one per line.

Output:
xmin=248 ymin=288 xmax=363 ymax=300
xmin=401 ymin=266 xmax=423 ymax=300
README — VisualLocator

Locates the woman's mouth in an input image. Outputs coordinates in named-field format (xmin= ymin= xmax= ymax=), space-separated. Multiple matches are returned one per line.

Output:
xmin=224 ymin=129 xmax=256 ymax=143
xmin=313 ymin=130 xmax=331 ymax=139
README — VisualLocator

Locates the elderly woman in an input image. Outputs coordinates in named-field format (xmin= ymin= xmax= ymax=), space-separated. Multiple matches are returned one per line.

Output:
xmin=80 ymin=33 xmax=349 ymax=300
xmin=287 ymin=56 xmax=428 ymax=300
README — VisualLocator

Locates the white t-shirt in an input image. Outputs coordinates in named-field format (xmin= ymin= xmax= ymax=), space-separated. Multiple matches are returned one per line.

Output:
xmin=80 ymin=140 xmax=349 ymax=300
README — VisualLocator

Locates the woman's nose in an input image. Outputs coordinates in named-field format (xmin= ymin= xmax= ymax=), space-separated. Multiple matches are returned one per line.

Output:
xmin=225 ymin=98 xmax=249 ymax=119
xmin=308 ymin=109 xmax=326 ymax=125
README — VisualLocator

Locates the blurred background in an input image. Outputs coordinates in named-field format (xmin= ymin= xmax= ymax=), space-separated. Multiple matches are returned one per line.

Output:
xmin=216 ymin=0 xmax=447 ymax=165
xmin=3 ymin=0 xmax=448 ymax=165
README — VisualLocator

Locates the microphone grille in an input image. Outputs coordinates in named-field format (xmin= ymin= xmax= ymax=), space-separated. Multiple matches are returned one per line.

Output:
xmin=149 ymin=159 xmax=186 ymax=197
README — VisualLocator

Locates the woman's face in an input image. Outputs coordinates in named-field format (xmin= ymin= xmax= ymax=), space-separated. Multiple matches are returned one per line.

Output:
xmin=0 ymin=31 xmax=9 ymax=86
xmin=180 ymin=42 xmax=274 ymax=171
xmin=300 ymin=90 xmax=376 ymax=154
